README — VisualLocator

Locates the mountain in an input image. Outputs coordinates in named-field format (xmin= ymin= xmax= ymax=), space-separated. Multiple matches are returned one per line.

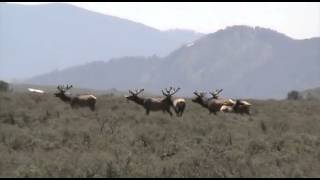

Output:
xmin=27 ymin=56 xmax=161 ymax=90
xmin=150 ymin=25 xmax=320 ymax=98
xmin=0 ymin=3 xmax=203 ymax=81
xmin=27 ymin=25 xmax=320 ymax=99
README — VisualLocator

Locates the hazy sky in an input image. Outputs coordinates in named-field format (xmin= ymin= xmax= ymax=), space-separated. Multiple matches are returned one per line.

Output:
xmin=9 ymin=2 xmax=320 ymax=39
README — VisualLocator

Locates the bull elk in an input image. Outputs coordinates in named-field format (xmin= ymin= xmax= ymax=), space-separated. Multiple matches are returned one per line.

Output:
xmin=192 ymin=89 xmax=226 ymax=115
xmin=162 ymin=87 xmax=186 ymax=117
xmin=125 ymin=87 xmax=181 ymax=116
xmin=54 ymin=85 xmax=97 ymax=111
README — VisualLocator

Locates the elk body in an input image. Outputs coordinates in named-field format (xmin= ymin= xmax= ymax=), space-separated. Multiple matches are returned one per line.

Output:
xmin=192 ymin=89 xmax=227 ymax=115
xmin=162 ymin=87 xmax=186 ymax=117
xmin=54 ymin=85 xmax=97 ymax=111
xmin=220 ymin=99 xmax=252 ymax=115
xmin=125 ymin=87 xmax=182 ymax=116
xmin=172 ymin=98 xmax=186 ymax=117
xmin=207 ymin=89 xmax=252 ymax=115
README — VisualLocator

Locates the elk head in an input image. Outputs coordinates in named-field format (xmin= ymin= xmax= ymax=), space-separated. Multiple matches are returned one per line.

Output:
xmin=125 ymin=88 xmax=144 ymax=102
xmin=55 ymin=84 xmax=73 ymax=102
xmin=162 ymin=86 xmax=180 ymax=98
xmin=192 ymin=91 xmax=207 ymax=104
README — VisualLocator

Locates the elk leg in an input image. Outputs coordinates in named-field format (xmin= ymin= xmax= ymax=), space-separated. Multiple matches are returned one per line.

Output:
xmin=90 ymin=104 xmax=95 ymax=111
xmin=145 ymin=109 xmax=150 ymax=115
xmin=167 ymin=108 xmax=173 ymax=116
xmin=71 ymin=99 xmax=77 ymax=109
xmin=177 ymin=107 xmax=182 ymax=117
xmin=180 ymin=106 xmax=185 ymax=117
xmin=173 ymin=107 xmax=179 ymax=115
xmin=91 ymin=101 xmax=96 ymax=111
xmin=246 ymin=109 xmax=251 ymax=115
xmin=70 ymin=103 xmax=75 ymax=109
xmin=209 ymin=110 xmax=216 ymax=115
xmin=174 ymin=109 xmax=179 ymax=116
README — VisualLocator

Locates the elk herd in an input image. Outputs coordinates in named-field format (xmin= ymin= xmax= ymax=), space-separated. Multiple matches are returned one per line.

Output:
xmin=41 ymin=84 xmax=251 ymax=117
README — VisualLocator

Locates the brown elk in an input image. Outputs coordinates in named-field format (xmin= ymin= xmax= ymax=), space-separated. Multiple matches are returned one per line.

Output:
xmin=125 ymin=87 xmax=181 ymax=116
xmin=162 ymin=87 xmax=186 ymax=117
xmin=54 ymin=85 xmax=97 ymax=111
xmin=192 ymin=89 xmax=226 ymax=115
xmin=220 ymin=99 xmax=252 ymax=115
xmin=208 ymin=89 xmax=252 ymax=115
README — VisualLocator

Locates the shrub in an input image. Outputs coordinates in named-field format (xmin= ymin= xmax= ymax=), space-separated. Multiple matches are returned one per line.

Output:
xmin=0 ymin=80 xmax=9 ymax=92
xmin=287 ymin=90 xmax=302 ymax=100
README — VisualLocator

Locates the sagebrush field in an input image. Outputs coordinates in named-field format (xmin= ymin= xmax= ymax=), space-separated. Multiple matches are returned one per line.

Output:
xmin=0 ymin=91 xmax=320 ymax=177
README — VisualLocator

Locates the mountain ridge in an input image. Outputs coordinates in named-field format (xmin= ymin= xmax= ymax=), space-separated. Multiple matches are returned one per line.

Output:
xmin=26 ymin=25 xmax=320 ymax=99
xmin=0 ymin=2 xmax=203 ymax=81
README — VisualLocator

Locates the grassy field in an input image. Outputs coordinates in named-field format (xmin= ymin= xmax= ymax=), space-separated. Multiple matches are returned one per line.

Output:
xmin=0 ymin=91 xmax=320 ymax=177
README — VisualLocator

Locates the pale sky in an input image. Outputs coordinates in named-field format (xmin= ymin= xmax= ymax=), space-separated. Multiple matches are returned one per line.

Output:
xmin=8 ymin=2 xmax=320 ymax=39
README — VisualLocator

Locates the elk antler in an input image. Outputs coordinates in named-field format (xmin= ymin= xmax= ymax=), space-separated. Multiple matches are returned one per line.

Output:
xmin=170 ymin=87 xmax=180 ymax=96
xmin=57 ymin=85 xmax=67 ymax=92
xmin=194 ymin=91 xmax=207 ymax=97
xmin=57 ymin=85 xmax=62 ymax=91
xmin=136 ymin=89 xmax=144 ymax=95
xmin=129 ymin=88 xmax=144 ymax=96
xmin=57 ymin=85 xmax=73 ymax=93
xmin=210 ymin=89 xmax=223 ymax=98
xmin=165 ymin=87 xmax=173 ymax=94
xmin=162 ymin=87 xmax=180 ymax=96
xmin=65 ymin=85 xmax=73 ymax=91
xmin=193 ymin=91 xmax=200 ymax=96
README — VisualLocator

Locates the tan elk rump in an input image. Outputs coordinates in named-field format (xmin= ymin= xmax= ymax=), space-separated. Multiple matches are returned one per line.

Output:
xmin=172 ymin=98 xmax=186 ymax=117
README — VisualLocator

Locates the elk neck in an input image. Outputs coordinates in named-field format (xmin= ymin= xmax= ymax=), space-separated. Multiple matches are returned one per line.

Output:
xmin=199 ymin=96 xmax=210 ymax=108
xmin=132 ymin=96 xmax=146 ymax=106
xmin=57 ymin=93 xmax=73 ymax=102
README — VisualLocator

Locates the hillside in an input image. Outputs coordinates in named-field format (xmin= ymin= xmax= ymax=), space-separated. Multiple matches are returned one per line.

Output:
xmin=0 ymin=3 xmax=203 ymax=81
xmin=151 ymin=25 xmax=320 ymax=98
xmin=301 ymin=87 xmax=320 ymax=100
xmin=27 ymin=26 xmax=320 ymax=99
xmin=0 ymin=91 xmax=320 ymax=177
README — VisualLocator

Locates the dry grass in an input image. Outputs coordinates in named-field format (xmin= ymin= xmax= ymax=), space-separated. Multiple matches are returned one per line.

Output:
xmin=0 ymin=92 xmax=320 ymax=177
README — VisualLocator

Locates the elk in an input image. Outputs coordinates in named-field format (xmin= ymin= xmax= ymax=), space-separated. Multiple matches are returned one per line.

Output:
xmin=192 ymin=91 xmax=221 ymax=115
xmin=192 ymin=89 xmax=228 ymax=115
xmin=208 ymin=89 xmax=252 ymax=115
xmin=162 ymin=87 xmax=186 ymax=117
xmin=125 ymin=88 xmax=180 ymax=116
xmin=54 ymin=85 xmax=97 ymax=111
xmin=220 ymin=99 xmax=252 ymax=115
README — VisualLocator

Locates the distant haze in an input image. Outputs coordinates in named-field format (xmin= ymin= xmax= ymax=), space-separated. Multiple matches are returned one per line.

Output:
xmin=8 ymin=2 xmax=320 ymax=39
xmin=0 ymin=3 xmax=203 ymax=81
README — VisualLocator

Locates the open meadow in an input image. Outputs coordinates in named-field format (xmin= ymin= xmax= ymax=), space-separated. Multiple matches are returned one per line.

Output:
xmin=0 ymin=91 xmax=320 ymax=177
